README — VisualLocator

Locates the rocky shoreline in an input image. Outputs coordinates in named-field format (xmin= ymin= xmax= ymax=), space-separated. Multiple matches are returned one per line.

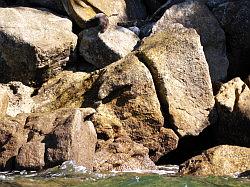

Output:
xmin=0 ymin=0 xmax=249 ymax=177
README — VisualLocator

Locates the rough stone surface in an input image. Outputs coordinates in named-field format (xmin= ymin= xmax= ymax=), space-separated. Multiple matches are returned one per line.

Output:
xmin=180 ymin=145 xmax=250 ymax=176
xmin=138 ymin=25 xmax=215 ymax=137
xmin=0 ymin=82 xmax=34 ymax=117
xmin=79 ymin=27 xmax=139 ymax=68
xmin=0 ymin=114 xmax=28 ymax=170
xmin=32 ymin=71 xmax=93 ymax=113
xmin=0 ymin=108 xmax=97 ymax=171
xmin=16 ymin=142 xmax=45 ymax=170
xmin=88 ymin=55 xmax=178 ymax=163
xmin=215 ymin=77 xmax=250 ymax=146
xmin=0 ymin=7 xmax=77 ymax=84
xmin=212 ymin=1 xmax=250 ymax=79
xmin=152 ymin=0 xmax=228 ymax=82
xmin=61 ymin=0 xmax=147 ymax=28
xmin=0 ymin=89 xmax=8 ymax=118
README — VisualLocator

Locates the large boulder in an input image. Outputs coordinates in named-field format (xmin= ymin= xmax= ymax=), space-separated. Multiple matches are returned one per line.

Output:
xmin=180 ymin=145 xmax=250 ymax=176
xmin=0 ymin=7 xmax=77 ymax=85
xmin=138 ymin=24 xmax=216 ymax=137
xmin=0 ymin=82 xmax=34 ymax=117
xmin=79 ymin=27 xmax=139 ymax=68
xmin=152 ymin=0 xmax=229 ymax=82
xmin=212 ymin=1 xmax=250 ymax=79
xmin=61 ymin=0 xmax=147 ymax=28
xmin=215 ymin=77 xmax=250 ymax=146
xmin=33 ymin=55 xmax=179 ymax=168
xmin=0 ymin=108 xmax=97 ymax=171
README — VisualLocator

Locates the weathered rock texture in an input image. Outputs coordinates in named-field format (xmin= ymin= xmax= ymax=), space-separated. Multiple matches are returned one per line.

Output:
xmin=212 ymin=1 xmax=250 ymax=79
xmin=0 ymin=89 xmax=8 ymax=118
xmin=215 ymin=77 xmax=250 ymax=146
xmin=32 ymin=55 xmax=179 ymax=168
xmin=138 ymin=25 xmax=215 ymax=137
xmin=0 ymin=82 xmax=34 ymax=117
xmin=0 ymin=7 xmax=77 ymax=84
xmin=152 ymin=0 xmax=228 ymax=82
xmin=61 ymin=0 xmax=147 ymax=28
xmin=79 ymin=27 xmax=139 ymax=68
xmin=0 ymin=108 xmax=97 ymax=171
xmin=180 ymin=145 xmax=250 ymax=176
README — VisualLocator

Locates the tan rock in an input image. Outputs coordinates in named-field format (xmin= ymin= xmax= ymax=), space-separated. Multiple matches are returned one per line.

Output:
xmin=61 ymin=0 xmax=147 ymax=28
xmin=138 ymin=25 xmax=215 ymax=137
xmin=0 ymin=89 xmax=8 ymax=118
xmin=16 ymin=142 xmax=45 ymax=170
xmin=215 ymin=77 xmax=250 ymax=146
xmin=180 ymin=145 xmax=250 ymax=176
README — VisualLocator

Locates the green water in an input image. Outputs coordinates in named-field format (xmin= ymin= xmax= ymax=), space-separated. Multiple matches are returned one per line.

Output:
xmin=1 ymin=173 xmax=249 ymax=187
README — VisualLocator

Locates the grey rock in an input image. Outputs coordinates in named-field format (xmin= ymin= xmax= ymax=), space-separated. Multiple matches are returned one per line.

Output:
xmin=139 ymin=25 xmax=216 ymax=137
xmin=152 ymin=0 xmax=229 ymax=82
xmin=79 ymin=27 xmax=139 ymax=68
xmin=0 ymin=7 xmax=77 ymax=84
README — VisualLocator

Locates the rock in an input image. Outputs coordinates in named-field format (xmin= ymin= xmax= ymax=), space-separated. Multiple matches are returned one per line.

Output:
xmin=215 ymin=77 xmax=250 ymax=146
xmin=0 ymin=114 xmax=29 ymax=170
xmin=138 ymin=25 xmax=216 ymax=137
xmin=61 ymin=0 xmax=147 ymax=28
xmin=0 ymin=89 xmax=8 ymax=118
xmin=0 ymin=7 xmax=77 ymax=85
xmin=16 ymin=142 xmax=45 ymax=170
xmin=0 ymin=82 xmax=34 ymax=117
xmin=79 ymin=27 xmax=139 ymax=68
xmin=143 ymin=0 xmax=167 ymax=15
xmin=0 ymin=108 xmax=97 ymax=171
xmin=46 ymin=109 xmax=97 ymax=170
xmin=89 ymin=55 xmax=178 ymax=163
xmin=152 ymin=0 xmax=229 ymax=82
xmin=212 ymin=1 xmax=250 ymax=79
xmin=32 ymin=71 xmax=94 ymax=113
xmin=6 ymin=0 xmax=66 ymax=14
xmin=180 ymin=145 xmax=250 ymax=176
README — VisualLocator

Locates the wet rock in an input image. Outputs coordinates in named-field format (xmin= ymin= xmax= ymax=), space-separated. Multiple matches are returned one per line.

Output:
xmin=0 ymin=82 xmax=34 ymax=117
xmin=79 ymin=27 xmax=139 ymax=68
xmin=152 ymin=0 xmax=229 ymax=82
xmin=215 ymin=77 xmax=250 ymax=146
xmin=138 ymin=25 xmax=216 ymax=137
xmin=0 ymin=89 xmax=8 ymax=118
xmin=16 ymin=142 xmax=45 ymax=170
xmin=180 ymin=145 xmax=250 ymax=176
xmin=61 ymin=0 xmax=147 ymax=28
xmin=212 ymin=1 xmax=250 ymax=79
xmin=0 ymin=7 xmax=77 ymax=85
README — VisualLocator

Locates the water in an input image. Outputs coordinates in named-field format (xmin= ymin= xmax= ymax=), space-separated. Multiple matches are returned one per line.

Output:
xmin=0 ymin=161 xmax=249 ymax=187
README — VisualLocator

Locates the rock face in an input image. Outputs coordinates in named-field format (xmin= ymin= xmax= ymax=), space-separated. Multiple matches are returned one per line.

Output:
xmin=138 ymin=25 xmax=215 ymax=137
xmin=61 ymin=0 xmax=147 ymax=28
xmin=0 ymin=89 xmax=8 ymax=118
xmin=0 ymin=82 xmax=34 ymax=117
xmin=79 ymin=27 xmax=139 ymax=68
xmin=152 ymin=0 xmax=228 ymax=82
xmin=212 ymin=1 xmax=250 ymax=79
xmin=215 ymin=78 xmax=250 ymax=146
xmin=0 ymin=108 xmax=97 ymax=171
xmin=0 ymin=7 xmax=77 ymax=85
xmin=180 ymin=145 xmax=250 ymax=176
